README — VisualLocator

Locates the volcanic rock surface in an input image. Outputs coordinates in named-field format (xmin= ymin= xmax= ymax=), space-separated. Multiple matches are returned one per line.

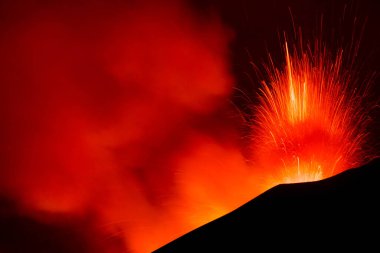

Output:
xmin=154 ymin=158 xmax=380 ymax=252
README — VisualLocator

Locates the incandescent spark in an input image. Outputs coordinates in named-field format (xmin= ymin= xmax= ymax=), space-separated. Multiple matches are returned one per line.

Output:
xmin=251 ymin=35 xmax=370 ymax=189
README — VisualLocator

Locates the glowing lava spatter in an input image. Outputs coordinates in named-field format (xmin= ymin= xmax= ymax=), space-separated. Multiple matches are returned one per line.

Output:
xmin=251 ymin=37 xmax=370 ymax=189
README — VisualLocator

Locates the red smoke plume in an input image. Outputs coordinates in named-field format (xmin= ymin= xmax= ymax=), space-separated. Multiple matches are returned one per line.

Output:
xmin=0 ymin=0 xmax=252 ymax=252
xmin=1 ymin=1 xmax=374 ymax=252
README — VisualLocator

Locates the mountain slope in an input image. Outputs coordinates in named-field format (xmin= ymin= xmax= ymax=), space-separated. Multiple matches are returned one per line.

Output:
xmin=154 ymin=158 xmax=380 ymax=252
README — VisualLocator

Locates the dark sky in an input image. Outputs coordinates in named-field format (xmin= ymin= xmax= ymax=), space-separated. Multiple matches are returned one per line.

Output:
xmin=193 ymin=0 xmax=380 ymax=148
xmin=194 ymin=0 xmax=380 ymax=94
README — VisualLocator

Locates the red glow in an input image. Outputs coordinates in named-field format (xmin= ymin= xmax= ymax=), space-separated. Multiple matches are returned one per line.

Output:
xmin=0 ymin=1 xmax=374 ymax=252
xmin=250 ymin=38 xmax=370 ymax=192
xmin=0 ymin=1 xmax=245 ymax=252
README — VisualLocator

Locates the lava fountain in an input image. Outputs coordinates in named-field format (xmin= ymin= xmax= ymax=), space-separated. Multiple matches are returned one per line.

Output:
xmin=250 ymin=34 xmax=371 ymax=191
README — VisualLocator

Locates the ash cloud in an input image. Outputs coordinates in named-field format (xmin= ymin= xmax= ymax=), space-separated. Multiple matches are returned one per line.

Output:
xmin=0 ymin=0 xmax=248 ymax=252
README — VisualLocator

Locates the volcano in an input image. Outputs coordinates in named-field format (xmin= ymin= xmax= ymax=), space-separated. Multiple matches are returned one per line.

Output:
xmin=1 ymin=1 xmax=379 ymax=252
xmin=2 ymin=158 xmax=380 ymax=252
xmin=154 ymin=157 xmax=380 ymax=252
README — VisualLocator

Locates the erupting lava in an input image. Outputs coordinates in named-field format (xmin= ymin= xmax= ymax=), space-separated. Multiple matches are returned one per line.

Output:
xmin=0 ymin=0 xmax=376 ymax=252
xmin=251 ymin=36 xmax=370 ymax=190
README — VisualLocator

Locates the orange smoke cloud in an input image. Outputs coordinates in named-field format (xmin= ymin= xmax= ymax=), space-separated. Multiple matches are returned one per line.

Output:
xmin=2 ymin=1 xmax=374 ymax=252
xmin=0 ymin=0 xmax=250 ymax=252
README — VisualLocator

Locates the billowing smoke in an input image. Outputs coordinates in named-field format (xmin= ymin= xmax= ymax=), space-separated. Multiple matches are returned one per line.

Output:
xmin=3 ymin=1 xmax=375 ymax=252
xmin=0 ymin=0 xmax=252 ymax=252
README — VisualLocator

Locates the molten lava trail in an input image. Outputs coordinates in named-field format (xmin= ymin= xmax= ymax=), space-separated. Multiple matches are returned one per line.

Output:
xmin=250 ymin=38 xmax=370 ymax=190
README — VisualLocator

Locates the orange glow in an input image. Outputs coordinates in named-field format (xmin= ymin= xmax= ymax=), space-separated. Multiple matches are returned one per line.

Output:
xmin=250 ymin=38 xmax=370 ymax=191
xmin=0 ymin=1 xmax=246 ymax=252
xmin=0 ymin=1 xmax=374 ymax=252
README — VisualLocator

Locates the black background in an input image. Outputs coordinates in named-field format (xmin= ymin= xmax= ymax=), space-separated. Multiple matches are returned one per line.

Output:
xmin=191 ymin=0 xmax=380 ymax=151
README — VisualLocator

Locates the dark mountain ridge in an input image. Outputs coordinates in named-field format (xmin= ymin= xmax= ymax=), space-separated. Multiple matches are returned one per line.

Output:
xmin=154 ymin=158 xmax=380 ymax=252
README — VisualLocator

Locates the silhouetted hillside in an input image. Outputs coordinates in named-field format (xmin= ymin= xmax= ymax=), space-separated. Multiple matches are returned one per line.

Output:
xmin=154 ymin=158 xmax=380 ymax=252
xmin=1 ymin=160 xmax=380 ymax=252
